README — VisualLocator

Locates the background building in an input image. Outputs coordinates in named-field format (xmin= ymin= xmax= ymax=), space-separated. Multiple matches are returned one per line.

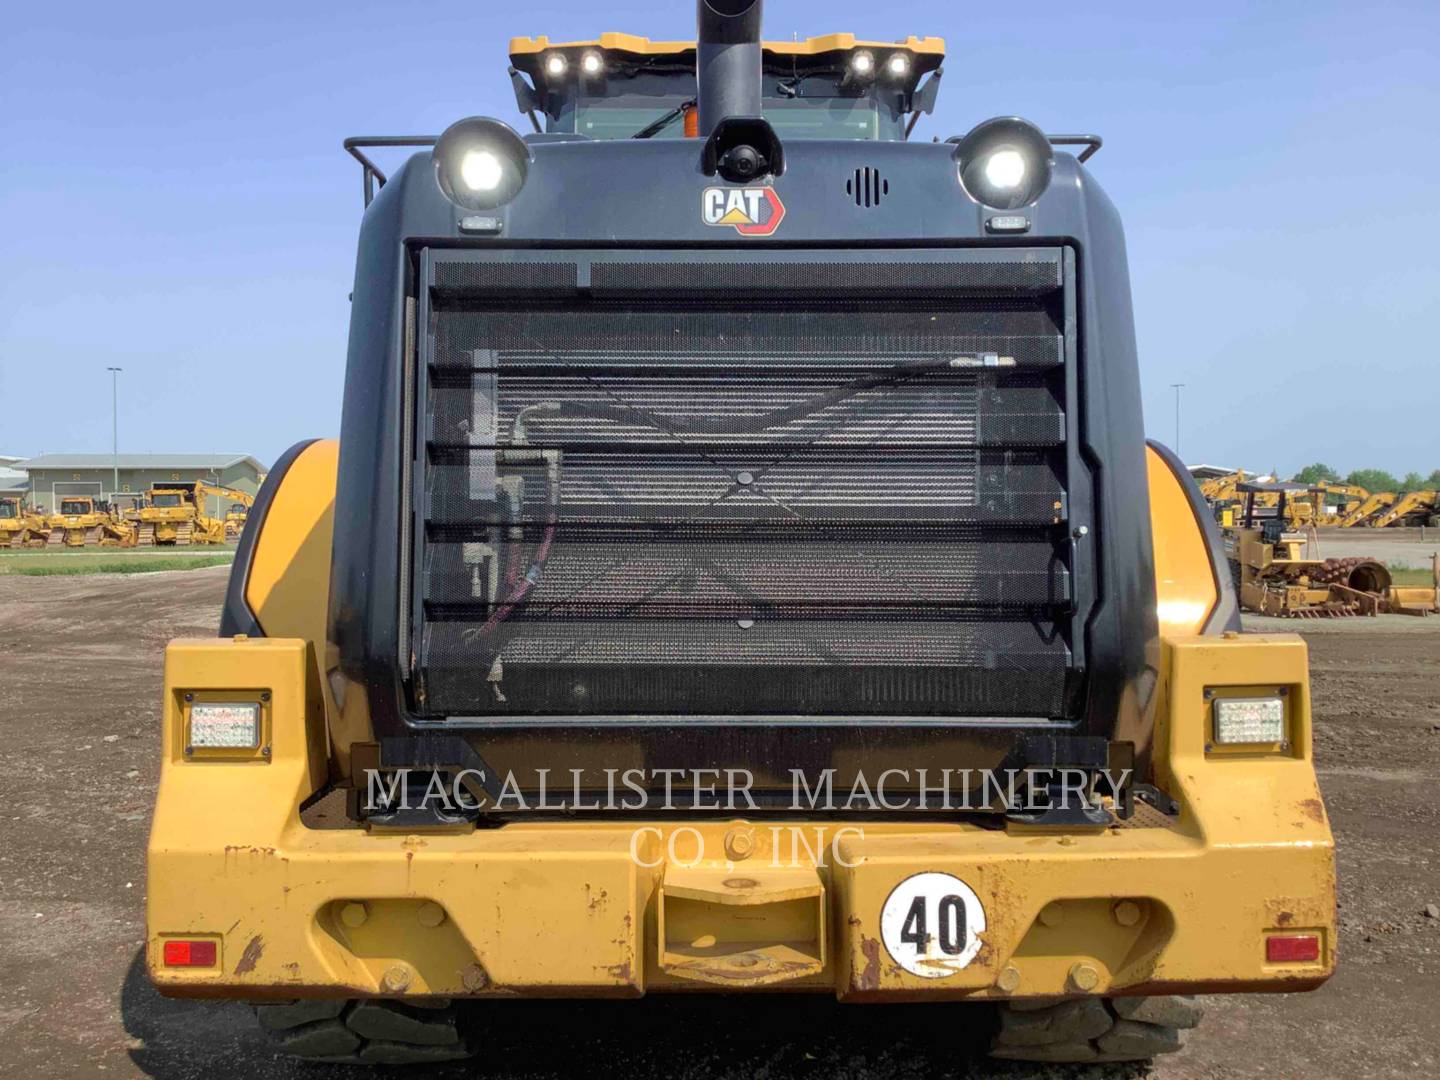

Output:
xmin=17 ymin=453 xmax=265 ymax=515
xmin=0 ymin=455 xmax=29 ymax=501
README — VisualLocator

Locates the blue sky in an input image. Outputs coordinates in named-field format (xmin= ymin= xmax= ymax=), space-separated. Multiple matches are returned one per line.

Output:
xmin=2 ymin=0 xmax=1437 ymax=475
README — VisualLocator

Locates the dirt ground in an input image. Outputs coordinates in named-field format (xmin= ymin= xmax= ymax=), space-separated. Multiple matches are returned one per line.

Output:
xmin=1 ymin=567 xmax=1437 ymax=1079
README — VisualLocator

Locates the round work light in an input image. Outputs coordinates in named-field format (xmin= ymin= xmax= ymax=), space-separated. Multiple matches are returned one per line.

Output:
xmin=953 ymin=116 xmax=1054 ymax=210
xmin=433 ymin=117 xmax=531 ymax=212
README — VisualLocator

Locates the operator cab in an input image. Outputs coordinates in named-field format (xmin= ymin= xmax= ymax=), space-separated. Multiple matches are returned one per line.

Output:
xmin=507 ymin=33 xmax=943 ymax=142
xmin=59 ymin=499 xmax=92 ymax=516
xmin=0 ymin=499 xmax=17 ymax=519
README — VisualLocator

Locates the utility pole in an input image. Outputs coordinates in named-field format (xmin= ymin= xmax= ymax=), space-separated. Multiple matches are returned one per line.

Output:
xmin=1170 ymin=383 xmax=1185 ymax=457
xmin=107 ymin=367 xmax=123 ymax=498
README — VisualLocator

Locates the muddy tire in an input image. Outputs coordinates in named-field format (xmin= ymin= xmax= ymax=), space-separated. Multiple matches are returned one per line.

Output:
xmin=253 ymin=998 xmax=477 ymax=1064
xmin=990 ymin=995 xmax=1203 ymax=1063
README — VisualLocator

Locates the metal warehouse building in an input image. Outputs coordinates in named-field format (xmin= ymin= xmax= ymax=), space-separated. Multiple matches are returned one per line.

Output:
xmin=18 ymin=454 xmax=266 ymax=515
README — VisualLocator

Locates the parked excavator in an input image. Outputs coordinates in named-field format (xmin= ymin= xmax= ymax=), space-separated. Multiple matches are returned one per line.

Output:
xmin=1339 ymin=491 xmax=1399 ymax=527
xmin=1368 ymin=490 xmax=1439 ymax=529
xmin=1308 ymin=482 xmax=1368 ymax=522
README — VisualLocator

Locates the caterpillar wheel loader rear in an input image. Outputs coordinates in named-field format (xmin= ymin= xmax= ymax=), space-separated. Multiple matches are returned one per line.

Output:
xmin=147 ymin=1 xmax=1335 ymax=1066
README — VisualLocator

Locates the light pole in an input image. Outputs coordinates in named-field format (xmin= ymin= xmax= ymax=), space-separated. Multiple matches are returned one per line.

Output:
xmin=107 ymin=367 xmax=122 ymax=497
xmin=1170 ymin=383 xmax=1185 ymax=458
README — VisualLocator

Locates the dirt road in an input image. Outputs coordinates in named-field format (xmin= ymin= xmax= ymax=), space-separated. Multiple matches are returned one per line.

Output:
xmin=1 ymin=568 xmax=1437 ymax=1078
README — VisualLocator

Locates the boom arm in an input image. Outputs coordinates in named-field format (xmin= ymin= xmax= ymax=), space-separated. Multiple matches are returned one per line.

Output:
xmin=1370 ymin=490 xmax=1438 ymax=529
xmin=195 ymin=482 xmax=255 ymax=507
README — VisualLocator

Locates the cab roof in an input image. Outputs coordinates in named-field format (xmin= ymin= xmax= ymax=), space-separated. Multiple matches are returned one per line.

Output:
xmin=510 ymin=31 xmax=944 ymax=79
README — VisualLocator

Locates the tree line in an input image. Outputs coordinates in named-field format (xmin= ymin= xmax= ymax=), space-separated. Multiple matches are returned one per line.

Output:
xmin=1291 ymin=464 xmax=1440 ymax=493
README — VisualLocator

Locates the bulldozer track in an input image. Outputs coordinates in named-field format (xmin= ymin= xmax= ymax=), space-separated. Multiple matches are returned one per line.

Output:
xmin=137 ymin=523 xmax=155 ymax=547
xmin=176 ymin=522 xmax=193 ymax=546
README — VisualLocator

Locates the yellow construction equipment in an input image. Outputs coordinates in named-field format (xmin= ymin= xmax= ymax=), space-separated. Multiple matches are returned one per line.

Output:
xmin=1338 ymin=491 xmax=1397 ymax=527
xmin=146 ymin=6 xmax=1334 ymax=1066
xmin=1308 ymin=482 xmax=1368 ymax=522
xmin=136 ymin=482 xmax=255 ymax=546
xmin=1368 ymin=490 xmax=1439 ymax=529
xmin=45 ymin=495 xmax=112 ymax=547
xmin=223 ymin=502 xmax=250 ymax=542
xmin=1225 ymin=482 xmax=1390 ymax=617
xmin=109 ymin=492 xmax=147 ymax=524
xmin=0 ymin=496 xmax=50 ymax=548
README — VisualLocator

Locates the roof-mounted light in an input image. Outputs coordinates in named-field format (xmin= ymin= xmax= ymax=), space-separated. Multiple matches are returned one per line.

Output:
xmin=886 ymin=52 xmax=911 ymax=79
xmin=850 ymin=50 xmax=875 ymax=78
xmin=434 ymin=117 xmax=531 ymax=212
xmin=580 ymin=50 xmax=604 ymax=76
xmin=544 ymin=53 xmax=568 ymax=80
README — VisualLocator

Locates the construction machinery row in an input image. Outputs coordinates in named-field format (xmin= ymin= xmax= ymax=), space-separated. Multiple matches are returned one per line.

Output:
xmin=1223 ymin=482 xmax=1439 ymax=619
xmin=1200 ymin=471 xmax=1440 ymax=530
xmin=0 ymin=482 xmax=252 ymax=549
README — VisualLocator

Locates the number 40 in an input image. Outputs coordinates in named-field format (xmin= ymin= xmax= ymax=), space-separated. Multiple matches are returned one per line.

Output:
xmin=900 ymin=894 xmax=967 ymax=955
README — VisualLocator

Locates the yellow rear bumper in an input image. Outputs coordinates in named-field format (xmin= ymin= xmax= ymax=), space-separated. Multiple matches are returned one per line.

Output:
xmin=146 ymin=635 xmax=1335 ymax=1002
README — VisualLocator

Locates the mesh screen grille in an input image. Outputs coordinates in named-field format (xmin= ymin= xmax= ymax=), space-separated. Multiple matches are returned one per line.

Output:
xmin=415 ymin=254 xmax=1073 ymax=718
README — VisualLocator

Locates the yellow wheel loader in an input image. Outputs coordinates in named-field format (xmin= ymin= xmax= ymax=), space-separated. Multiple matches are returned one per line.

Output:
xmin=0 ymin=496 xmax=50 ymax=548
xmin=147 ymin=2 xmax=1334 ymax=1066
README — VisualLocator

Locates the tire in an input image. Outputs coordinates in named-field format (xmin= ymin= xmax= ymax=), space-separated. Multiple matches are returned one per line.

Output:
xmin=253 ymin=998 xmax=478 ymax=1064
xmin=990 ymin=995 xmax=1203 ymax=1063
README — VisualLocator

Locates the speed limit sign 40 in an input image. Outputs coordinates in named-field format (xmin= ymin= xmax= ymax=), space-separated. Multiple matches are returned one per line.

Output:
xmin=880 ymin=872 xmax=988 ymax=978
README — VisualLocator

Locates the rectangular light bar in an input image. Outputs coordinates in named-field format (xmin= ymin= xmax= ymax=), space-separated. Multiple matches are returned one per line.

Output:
xmin=188 ymin=701 xmax=261 ymax=749
xmin=1213 ymin=696 xmax=1286 ymax=745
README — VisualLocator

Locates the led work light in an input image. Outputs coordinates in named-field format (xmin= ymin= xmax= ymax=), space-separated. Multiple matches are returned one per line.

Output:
xmin=188 ymin=702 xmax=261 ymax=749
xmin=1212 ymin=696 xmax=1287 ymax=745
xmin=434 ymin=117 xmax=531 ymax=211
xmin=953 ymin=116 xmax=1054 ymax=210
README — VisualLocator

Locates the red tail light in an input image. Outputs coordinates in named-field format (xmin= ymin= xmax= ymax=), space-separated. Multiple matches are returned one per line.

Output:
xmin=163 ymin=940 xmax=217 ymax=967
xmin=1265 ymin=934 xmax=1320 ymax=963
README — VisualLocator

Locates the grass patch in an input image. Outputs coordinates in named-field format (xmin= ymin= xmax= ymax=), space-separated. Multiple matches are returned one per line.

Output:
xmin=0 ymin=553 xmax=234 ymax=576
xmin=1389 ymin=566 xmax=1439 ymax=587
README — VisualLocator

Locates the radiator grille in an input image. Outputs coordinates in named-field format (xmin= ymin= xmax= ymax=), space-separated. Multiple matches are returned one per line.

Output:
xmin=415 ymin=253 xmax=1074 ymax=718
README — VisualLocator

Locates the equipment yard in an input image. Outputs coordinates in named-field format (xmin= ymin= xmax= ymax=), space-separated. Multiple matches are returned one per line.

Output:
xmin=1 ymin=565 xmax=1436 ymax=1079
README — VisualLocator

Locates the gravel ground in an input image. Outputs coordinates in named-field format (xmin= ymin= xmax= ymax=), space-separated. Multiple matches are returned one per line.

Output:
xmin=1 ymin=567 xmax=1437 ymax=1078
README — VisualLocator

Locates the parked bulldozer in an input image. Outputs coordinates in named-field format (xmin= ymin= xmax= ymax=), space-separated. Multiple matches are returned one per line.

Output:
xmin=46 ymin=496 xmax=111 ymax=547
xmin=136 ymin=482 xmax=254 ymax=546
xmin=148 ymin=2 xmax=1335 ymax=1067
xmin=0 ymin=496 xmax=49 ymax=548
xmin=223 ymin=502 xmax=250 ymax=542
xmin=1225 ymin=482 xmax=1390 ymax=617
